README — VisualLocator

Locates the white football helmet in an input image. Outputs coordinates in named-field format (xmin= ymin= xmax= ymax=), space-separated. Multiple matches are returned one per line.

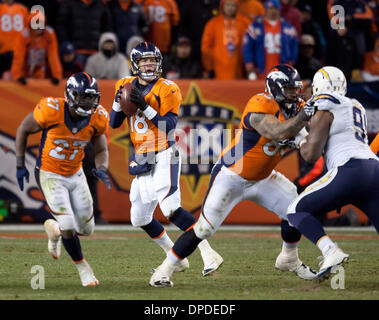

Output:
xmin=312 ymin=66 xmax=347 ymax=96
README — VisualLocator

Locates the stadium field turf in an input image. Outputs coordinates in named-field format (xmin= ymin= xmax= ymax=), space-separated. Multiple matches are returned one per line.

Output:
xmin=0 ymin=226 xmax=378 ymax=301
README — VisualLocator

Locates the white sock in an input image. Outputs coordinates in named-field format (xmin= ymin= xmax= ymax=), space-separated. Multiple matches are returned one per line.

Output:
xmin=167 ymin=249 xmax=181 ymax=265
xmin=281 ymin=241 xmax=299 ymax=255
xmin=317 ymin=236 xmax=336 ymax=256
xmin=153 ymin=230 xmax=174 ymax=253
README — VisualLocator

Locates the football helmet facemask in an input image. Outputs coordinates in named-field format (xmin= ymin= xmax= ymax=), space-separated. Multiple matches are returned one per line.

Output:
xmin=265 ymin=64 xmax=303 ymax=106
xmin=130 ymin=42 xmax=162 ymax=82
xmin=65 ymin=72 xmax=100 ymax=117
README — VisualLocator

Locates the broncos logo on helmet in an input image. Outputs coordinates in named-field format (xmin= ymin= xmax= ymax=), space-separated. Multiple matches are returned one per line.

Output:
xmin=65 ymin=72 xmax=100 ymax=117
xmin=130 ymin=42 xmax=163 ymax=81
xmin=265 ymin=65 xmax=303 ymax=103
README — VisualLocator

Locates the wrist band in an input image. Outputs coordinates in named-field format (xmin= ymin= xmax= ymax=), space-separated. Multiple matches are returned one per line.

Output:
xmin=16 ymin=155 xmax=25 ymax=168
xmin=143 ymin=105 xmax=158 ymax=120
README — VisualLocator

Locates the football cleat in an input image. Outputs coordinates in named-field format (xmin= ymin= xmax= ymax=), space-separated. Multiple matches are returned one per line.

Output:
xmin=202 ymin=250 xmax=224 ymax=276
xmin=44 ymin=219 xmax=62 ymax=260
xmin=75 ymin=259 xmax=99 ymax=287
xmin=149 ymin=258 xmax=175 ymax=288
xmin=275 ymin=252 xmax=316 ymax=280
xmin=315 ymin=245 xmax=349 ymax=282
xmin=150 ymin=257 xmax=189 ymax=274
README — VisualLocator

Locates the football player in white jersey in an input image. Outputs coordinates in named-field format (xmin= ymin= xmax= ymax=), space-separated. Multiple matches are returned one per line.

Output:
xmin=286 ymin=66 xmax=379 ymax=281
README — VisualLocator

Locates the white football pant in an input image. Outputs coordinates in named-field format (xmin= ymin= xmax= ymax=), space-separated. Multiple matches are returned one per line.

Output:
xmin=194 ymin=165 xmax=298 ymax=239
xmin=38 ymin=168 xmax=94 ymax=235
xmin=130 ymin=146 xmax=182 ymax=227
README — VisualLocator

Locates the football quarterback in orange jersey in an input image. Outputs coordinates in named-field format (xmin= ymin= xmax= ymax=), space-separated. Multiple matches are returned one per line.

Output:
xmin=15 ymin=72 xmax=111 ymax=287
xmin=110 ymin=42 xmax=223 ymax=277
xmin=150 ymin=65 xmax=317 ymax=287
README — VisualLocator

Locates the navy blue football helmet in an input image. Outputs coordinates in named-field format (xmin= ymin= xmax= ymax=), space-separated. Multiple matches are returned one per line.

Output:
xmin=65 ymin=72 xmax=100 ymax=117
xmin=265 ymin=64 xmax=303 ymax=105
xmin=130 ymin=42 xmax=162 ymax=81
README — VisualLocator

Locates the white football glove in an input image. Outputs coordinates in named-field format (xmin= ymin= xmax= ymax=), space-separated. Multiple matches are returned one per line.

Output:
xmin=294 ymin=127 xmax=309 ymax=148
xmin=278 ymin=128 xmax=308 ymax=149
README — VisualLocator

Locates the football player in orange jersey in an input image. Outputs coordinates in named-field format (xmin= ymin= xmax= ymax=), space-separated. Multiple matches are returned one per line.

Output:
xmin=150 ymin=64 xmax=317 ymax=287
xmin=109 ymin=42 xmax=223 ymax=276
xmin=15 ymin=72 xmax=111 ymax=287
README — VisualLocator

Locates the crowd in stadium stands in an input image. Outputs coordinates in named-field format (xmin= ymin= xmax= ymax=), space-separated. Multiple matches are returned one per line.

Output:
xmin=0 ymin=0 xmax=379 ymax=84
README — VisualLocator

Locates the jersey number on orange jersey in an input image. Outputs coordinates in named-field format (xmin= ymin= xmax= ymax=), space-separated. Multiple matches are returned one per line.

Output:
xmin=130 ymin=111 xmax=148 ymax=134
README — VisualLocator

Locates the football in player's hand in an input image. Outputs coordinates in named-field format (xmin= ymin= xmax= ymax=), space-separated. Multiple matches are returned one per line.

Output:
xmin=119 ymin=83 xmax=138 ymax=117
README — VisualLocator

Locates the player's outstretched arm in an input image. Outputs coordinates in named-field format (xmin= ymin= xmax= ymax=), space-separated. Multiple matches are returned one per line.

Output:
xmin=15 ymin=112 xmax=42 ymax=190
xmin=249 ymin=107 xmax=312 ymax=141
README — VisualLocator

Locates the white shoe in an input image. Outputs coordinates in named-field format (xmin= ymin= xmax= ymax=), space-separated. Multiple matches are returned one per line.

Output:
xmin=149 ymin=258 xmax=175 ymax=288
xmin=44 ymin=219 xmax=62 ymax=260
xmin=202 ymin=249 xmax=224 ymax=276
xmin=316 ymin=245 xmax=349 ymax=281
xmin=75 ymin=259 xmax=99 ymax=287
xmin=151 ymin=258 xmax=189 ymax=274
xmin=275 ymin=252 xmax=316 ymax=280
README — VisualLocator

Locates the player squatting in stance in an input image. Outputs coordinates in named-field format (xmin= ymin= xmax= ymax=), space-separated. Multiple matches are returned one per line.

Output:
xmin=286 ymin=66 xmax=379 ymax=280
xmin=15 ymin=72 xmax=112 ymax=286
xmin=150 ymin=64 xmax=317 ymax=287
xmin=109 ymin=42 xmax=223 ymax=275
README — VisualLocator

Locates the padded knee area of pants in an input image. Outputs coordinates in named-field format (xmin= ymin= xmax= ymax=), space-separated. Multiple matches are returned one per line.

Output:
xmin=193 ymin=217 xmax=214 ymax=239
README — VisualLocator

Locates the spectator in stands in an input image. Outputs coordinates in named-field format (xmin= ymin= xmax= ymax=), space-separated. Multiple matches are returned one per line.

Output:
xmin=238 ymin=0 xmax=265 ymax=22
xmin=108 ymin=0 xmax=148 ymax=54
xmin=325 ymin=17 xmax=360 ymax=82
xmin=178 ymin=0 xmax=219 ymax=62
xmin=84 ymin=32 xmax=130 ymax=79
xmin=361 ymin=36 xmax=379 ymax=82
xmin=202 ymin=0 xmax=250 ymax=80
xmin=59 ymin=41 xmax=84 ymax=78
xmin=242 ymin=0 xmax=298 ymax=80
xmin=280 ymin=0 xmax=302 ymax=37
xmin=296 ymin=1 xmax=326 ymax=61
xmin=56 ymin=0 xmax=113 ymax=67
xmin=0 ymin=0 xmax=29 ymax=79
xmin=126 ymin=35 xmax=144 ymax=59
xmin=294 ymin=34 xmax=322 ymax=81
xmin=327 ymin=0 xmax=376 ymax=66
xmin=141 ymin=0 xmax=180 ymax=56
xmin=11 ymin=11 xmax=62 ymax=85
xmin=162 ymin=36 xmax=202 ymax=79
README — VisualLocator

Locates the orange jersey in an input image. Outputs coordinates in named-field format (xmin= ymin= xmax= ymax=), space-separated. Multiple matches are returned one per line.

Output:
xmin=114 ymin=76 xmax=182 ymax=153
xmin=219 ymin=93 xmax=301 ymax=181
xmin=0 ymin=3 xmax=28 ymax=54
xmin=11 ymin=26 xmax=62 ymax=80
xmin=142 ymin=0 xmax=180 ymax=53
xmin=263 ymin=18 xmax=281 ymax=74
xmin=201 ymin=14 xmax=250 ymax=79
xmin=370 ymin=133 xmax=379 ymax=157
xmin=33 ymin=97 xmax=109 ymax=176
